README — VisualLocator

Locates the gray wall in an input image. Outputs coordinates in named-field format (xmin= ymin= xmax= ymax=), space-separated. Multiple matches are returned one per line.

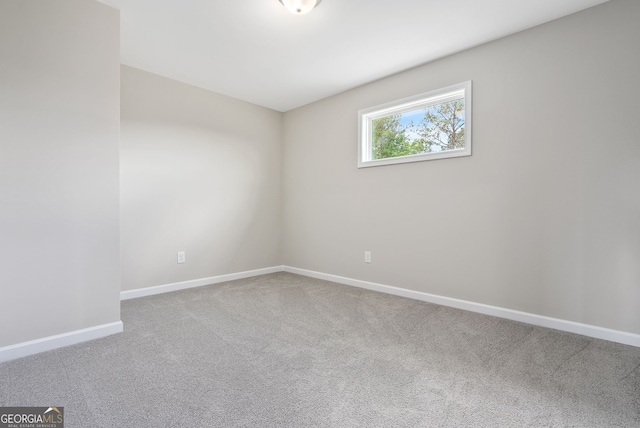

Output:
xmin=2 ymin=0 xmax=636 ymax=350
xmin=120 ymin=66 xmax=282 ymax=291
xmin=282 ymin=0 xmax=640 ymax=335
xmin=0 ymin=1 xmax=121 ymax=347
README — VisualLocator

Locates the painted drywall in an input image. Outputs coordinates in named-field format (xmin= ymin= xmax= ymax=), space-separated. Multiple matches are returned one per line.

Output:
xmin=0 ymin=1 xmax=121 ymax=347
xmin=282 ymin=0 xmax=640 ymax=335
xmin=120 ymin=66 xmax=282 ymax=291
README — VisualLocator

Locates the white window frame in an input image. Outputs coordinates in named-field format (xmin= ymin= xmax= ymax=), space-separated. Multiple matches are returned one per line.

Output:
xmin=358 ymin=81 xmax=472 ymax=168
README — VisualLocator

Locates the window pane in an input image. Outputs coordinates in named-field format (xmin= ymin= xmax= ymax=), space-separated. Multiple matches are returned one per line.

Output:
xmin=371 ymin=98 xmax=465 ymax=160
xmin=359 ymin=81 xmax=471 ymax=168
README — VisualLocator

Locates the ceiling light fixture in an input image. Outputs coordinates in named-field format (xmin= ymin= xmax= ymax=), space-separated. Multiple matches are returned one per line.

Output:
xmin=279 ymin=0 xmax=321 ymax=15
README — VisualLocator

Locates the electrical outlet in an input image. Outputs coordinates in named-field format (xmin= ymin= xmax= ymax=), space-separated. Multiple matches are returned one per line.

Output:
xmin=364 ymin=251 xmax=372 ymax=263
xmin=177 ymin=251 xmax=186 ymax=264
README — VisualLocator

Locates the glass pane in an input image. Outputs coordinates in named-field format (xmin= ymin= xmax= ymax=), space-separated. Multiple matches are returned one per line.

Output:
xmin=371 ymin=98 xmax=465 ymax=160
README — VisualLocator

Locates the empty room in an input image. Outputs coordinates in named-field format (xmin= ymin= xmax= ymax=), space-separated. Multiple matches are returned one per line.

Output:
xmin=1 ymin=0 xmax=639 ymax=426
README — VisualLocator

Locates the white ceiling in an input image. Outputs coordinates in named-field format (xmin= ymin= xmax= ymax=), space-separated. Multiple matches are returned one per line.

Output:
xmin=98 ymin=0 xmax=609 ymax=112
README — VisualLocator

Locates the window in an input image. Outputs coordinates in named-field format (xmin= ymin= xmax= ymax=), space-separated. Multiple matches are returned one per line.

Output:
xmin=358 ymin=81 xmax=472 ymax=168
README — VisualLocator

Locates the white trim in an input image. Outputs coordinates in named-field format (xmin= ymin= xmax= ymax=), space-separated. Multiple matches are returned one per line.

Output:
xmin=283 ymin=266 xmax=640 ymax=348
xmin=0 ymin=321 xmax=123 ymax=363
xmin=120 ymin=266 xmax=285 ymax=300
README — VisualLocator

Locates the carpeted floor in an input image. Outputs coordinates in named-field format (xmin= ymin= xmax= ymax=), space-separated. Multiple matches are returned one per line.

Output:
xmin=1 ymin=272 xmax=639 ymax=427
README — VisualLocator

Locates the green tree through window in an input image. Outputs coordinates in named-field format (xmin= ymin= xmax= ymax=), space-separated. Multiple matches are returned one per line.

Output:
xmin=371 ymin=99 xmax=465 ymax=160
xmin=359 ymin=81 xmax=471 ymax=167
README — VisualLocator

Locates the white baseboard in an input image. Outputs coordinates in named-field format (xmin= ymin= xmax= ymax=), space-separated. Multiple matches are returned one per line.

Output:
xmin=0 ymin=321 xmax=123 ymax=363
xmin=283 ymin=266 xmax=640 ymax=348
xmin=120 ymin=266 xmax=285 ymax=300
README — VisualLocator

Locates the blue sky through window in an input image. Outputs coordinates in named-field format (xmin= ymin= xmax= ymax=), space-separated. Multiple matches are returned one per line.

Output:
xmin=391 ymin=100 xmax=465 ymax=153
